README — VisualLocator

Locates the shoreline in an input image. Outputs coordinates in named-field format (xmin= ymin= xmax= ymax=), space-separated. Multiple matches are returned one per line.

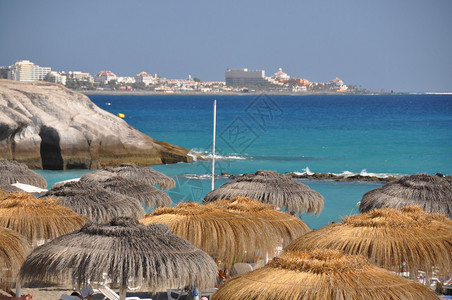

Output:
xmin=79 ymin=90 xmax=398 ymax=96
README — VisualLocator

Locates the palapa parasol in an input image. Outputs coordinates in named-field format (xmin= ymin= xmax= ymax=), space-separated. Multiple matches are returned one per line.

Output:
xmin=19 ymin=217 xmax=218 ymax=300
xmin=0 ymin=193 xmax=88 ymax=247
xmin=208 ymin=196 xmax=310 ymax=248
xmin=80 ymin=175 xmax=172 ymax=210
xmin=0 ymin=188 xmax=9 ymax=199
xmin=44 ymin=181 xmax=145 ymax=222
xmin=140 ymin=202 xmax=281 ymax=269
xmin=285 ymin=205 xmax=452 ymax=279
xmin=81 ymin=163 xmax=176 ymax=190
xmin=359 ymin=173 xmax=452 ymax=217
xmin=0 ymin=226 xmax=31 ymax=287
xmin=211 ymin=249 xmax=439 ymax=300
xmin=203 ymin=170 xmax=324 ymax=215
xmin=0 ymin=159 xmax=47 ymax=190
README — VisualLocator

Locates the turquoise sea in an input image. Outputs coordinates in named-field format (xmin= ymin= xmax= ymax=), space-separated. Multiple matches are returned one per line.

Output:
xmin=36 ymin=94 xmax=452 ymax=229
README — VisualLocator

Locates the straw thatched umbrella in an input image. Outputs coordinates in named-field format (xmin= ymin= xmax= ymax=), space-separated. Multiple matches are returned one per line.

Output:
xmin=140 ymin=202 xmax=280 ymax=269
xmin=81 ymin=163 xmax=176 ymax=190
xmin=0 ymin=159 xmax=47 ymax=189
xmin=0 ymin=226 xmax=31 ymax=286
xmin=285 ymin=206 xmax=452 ymax=279
xmin=359 ymin=173 xmax=452 ymax=217
xmin=208 ymin=196 xmax=310 ymax=249
xmin=0 ymin=193 xmax=88 ymax=247
xmin=211 ymin=249 xmax=439 ymax=300
xmin=44 ymin=181 xmax=145 ymax=222
xmin=19 ymin=217 xmax=218 ymax=300
xmin=0 ymin=184 xmax=24 ymax=193
xmin=0 ymin=188 xmax=9 ymax=199
xmin=80 ymin=175 xmax=172 ymax=210
xmin=203 ymin=170 xmax=324 ymax=215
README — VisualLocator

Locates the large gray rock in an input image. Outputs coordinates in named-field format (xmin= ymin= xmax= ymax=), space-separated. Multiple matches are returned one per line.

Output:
xmin=0 ymin=80 xmax=193 ymax=169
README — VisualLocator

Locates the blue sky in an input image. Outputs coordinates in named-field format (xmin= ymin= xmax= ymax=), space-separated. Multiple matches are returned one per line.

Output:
xmin=1 ymin=0 xmax=451 ymax=92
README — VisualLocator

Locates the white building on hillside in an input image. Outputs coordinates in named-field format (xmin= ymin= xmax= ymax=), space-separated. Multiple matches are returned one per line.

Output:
xmin=135 ymin=72 xmax=156 ymax=85
xmin=68 ymin=71 xmax=94 ymax=82
xmin=9 ymin=60 xmax=51 ymax=81
xmin=272 ymin=68 xmax=290 ymax=81
xmin=95 ymin=71 xmax=117 ymax=84
xmin=45 ymin=71 xmax=67 ymax=85
xmin=331 ymin=77 xmax=348 ymax=91
xmin=116 ymin=76 xmax=135 ymax=84
xmin=225 ymin=68 xmax=267 ymax=85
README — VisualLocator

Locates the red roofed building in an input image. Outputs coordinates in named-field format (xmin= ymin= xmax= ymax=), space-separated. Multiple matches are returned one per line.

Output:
xmin=272 ymin=68 xmax=290 ymax=82
xmin=331 ymin=77 xmax=344 ymax=85
xmin=95 ymin=71 xmax=117 ymax=84
xmin=331 ymin=77 xmax=348 ymax=91
xmin=135 ymin=72 xmax=156 ymax=85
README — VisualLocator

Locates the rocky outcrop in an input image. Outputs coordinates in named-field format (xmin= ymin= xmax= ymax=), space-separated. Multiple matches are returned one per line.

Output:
xmin=286 ymin=172 xmax=399 ymax=182
xmin=0 ymin=80 xmax=193 ymax=169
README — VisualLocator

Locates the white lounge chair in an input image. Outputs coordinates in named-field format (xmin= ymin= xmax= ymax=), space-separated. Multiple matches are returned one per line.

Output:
xmin=97 ymin=284 xmax=152 ymax=300
xmin=60 ymin=295 xmax=81 ymax=300
xmin=166 ymin=288 xmax=187 ymax=300
xmin=199 ymin=288 xmax=218 ymax=298
xmin=167 ymin=287 xmax=218 ymax=300
xmin=230 ymin=262 xmax=254 ymax=276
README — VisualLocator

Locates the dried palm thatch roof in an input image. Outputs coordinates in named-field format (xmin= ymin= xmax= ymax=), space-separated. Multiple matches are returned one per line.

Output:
xmin=0 ymin=193 xmax=88 ymax=247
xmin=80 ymin=175 xmax=172 ymax=210
xmin=208 ymin=196 xmax=310 ymax=248
xmin=211 ymin=249 xmax=439 ymax=300
xmin=44 ymin=181 xmax=145 ymax=222
xmin=81 ymin=163 xmax=176 ymax=190
xmin=203 ymin=170 xmax=324 ymax=215
xmin=19 ymin=218 xmax=218 ymax=299
xmin=0 ymin=226 xmax=31 ymax=286
xmin=0 ymin=184 xmax=23 ymax=193
xmin=285 ymin=206 xmax=452 ymax=278
xmin=140 ymin=202 xmax=280 ymax=269
xmin=360 ymin=173 xmax=452 ymax=217
xmin=0 ymin=159 xmax=47 ymax=189
xmin=0 ymin=188 xmax=9 ymax=199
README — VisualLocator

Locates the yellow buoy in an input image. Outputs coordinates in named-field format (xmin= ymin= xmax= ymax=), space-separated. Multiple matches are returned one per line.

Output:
xmin=117 ymin=113 xmax=125 ymax=118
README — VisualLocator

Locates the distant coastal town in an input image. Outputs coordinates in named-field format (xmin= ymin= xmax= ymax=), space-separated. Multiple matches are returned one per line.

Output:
xmin=0 ymin=59 xmax=377 ymax=94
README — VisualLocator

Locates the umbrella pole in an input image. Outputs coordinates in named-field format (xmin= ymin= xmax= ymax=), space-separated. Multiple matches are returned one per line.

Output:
xmin=15 ymin=282 xmax=21 ymax=297
xmin=120 ymin=283 xmax=127 ymax=300
xmin=119 ymin=273 xmax=128 ymax=300
xmin=211 ymin=99 xmax=217 ymax=191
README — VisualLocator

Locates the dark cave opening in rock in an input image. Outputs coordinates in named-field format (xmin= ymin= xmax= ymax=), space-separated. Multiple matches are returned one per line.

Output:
xmin=39 ymin=126 xmax=64 ymax=170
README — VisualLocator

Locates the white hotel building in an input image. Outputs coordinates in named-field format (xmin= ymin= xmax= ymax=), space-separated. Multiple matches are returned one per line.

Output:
xmin=8 ymin=60 xmax=51 ymax=81
xmin=225 ymin=68 xmax=268 ymax=85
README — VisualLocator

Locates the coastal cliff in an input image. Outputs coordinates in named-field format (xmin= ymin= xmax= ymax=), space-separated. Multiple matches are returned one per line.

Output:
xmin=0 ymin=79 xmax=193 ymax=169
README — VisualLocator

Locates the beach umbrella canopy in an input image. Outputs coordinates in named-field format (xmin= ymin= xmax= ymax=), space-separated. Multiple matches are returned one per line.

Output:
xmin=0 ymin=159 xmax=47 ymax=189
xmin=0 ymin=193 xmax=88 ymax=247
xmin=211 ymin=249 xmax=439 ymax=300
xmin=208 ymin=196 xmax=310 ymax=248
xmin=80 ymin=175 xmax=172 ymax=210
xmin=140 ymin=202 xmax=280 ymax=269
xmin=44 ymin=181 xmax=145 ymax=222
xmin=81 ymin=163 xmax=176 ymax=190
xmin=0 ymin=226 xmax=31 ymax=286
xmin=0 ymin=188 xmax=9 ymax=199
xmin=19 ymin=217 xmax=218 ymax=300
xmin=285 ymin=205 xmax=452 ymax=279
xmin=359 ymin=173 xmax=452 ymax=217
xmin=203 ymin=170 xmax=324 ymax=215
xmin=0 ymin=184 xmax=24 ymax=193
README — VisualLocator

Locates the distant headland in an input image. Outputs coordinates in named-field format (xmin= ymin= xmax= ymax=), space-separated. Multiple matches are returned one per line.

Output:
xmin=0 ymin=80 xmax=194 ymax=170
xmin=0 ymin=60 xmax=392 ymax=95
